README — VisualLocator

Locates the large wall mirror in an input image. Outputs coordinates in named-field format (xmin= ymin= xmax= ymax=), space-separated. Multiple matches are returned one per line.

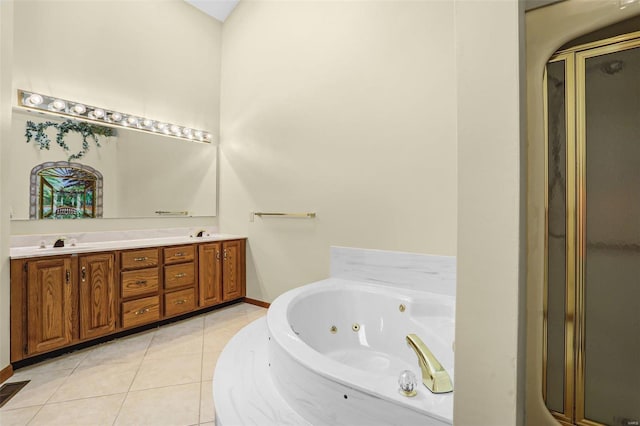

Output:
xmin=10 ymin=110 xmax=217 ymax=220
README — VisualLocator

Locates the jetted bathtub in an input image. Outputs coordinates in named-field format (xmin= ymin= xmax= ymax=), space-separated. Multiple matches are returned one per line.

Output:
xmin=266 ymin=278 xmax=455 ymax=425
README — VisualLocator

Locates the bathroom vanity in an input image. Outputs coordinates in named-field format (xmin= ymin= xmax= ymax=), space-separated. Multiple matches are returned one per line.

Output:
xmin=9 ymin=235 xmax=245 ymax=363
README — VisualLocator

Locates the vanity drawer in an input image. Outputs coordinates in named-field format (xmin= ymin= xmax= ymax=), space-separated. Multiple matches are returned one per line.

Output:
xmin=164 ymin=263 xmax=195 ymax=290
xmin=121 ymin=248 xmax=159 ymax=270
xmin=164 ymin=245 xmax=195 ymax=264
xmin=121 ymin=296 xmax=160 ymax=329
xmin=121 ymin=268 xmax=159 ymax=299
xmin=164 ymin=288 xmax=196 ymax=317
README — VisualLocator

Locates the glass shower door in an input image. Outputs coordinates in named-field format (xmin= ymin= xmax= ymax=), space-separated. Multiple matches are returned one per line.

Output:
xmin=577 ymin=42 xmax=640 ymax=425
xmin=545 ymin=33 xmax=640 ymax=426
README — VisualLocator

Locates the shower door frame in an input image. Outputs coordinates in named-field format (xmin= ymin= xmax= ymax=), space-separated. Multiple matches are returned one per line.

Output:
xmin=543 ymin=51 xmax=576 ymax=426
xmin=544 ymin=30 xmax=640 ymax=426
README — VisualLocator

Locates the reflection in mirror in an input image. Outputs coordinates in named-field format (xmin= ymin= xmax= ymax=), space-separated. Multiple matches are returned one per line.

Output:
xmin=10 ymin=110 xmax=217 ymax=220
xmin=30 ymin=162 xmax=102 ymax=219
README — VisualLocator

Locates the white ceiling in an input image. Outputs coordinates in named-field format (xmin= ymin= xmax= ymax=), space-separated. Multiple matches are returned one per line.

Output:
xmin=184 ymin=0 xmax=239 ymax=22
xmin=185 ymin=0 xmax=562 ymax=21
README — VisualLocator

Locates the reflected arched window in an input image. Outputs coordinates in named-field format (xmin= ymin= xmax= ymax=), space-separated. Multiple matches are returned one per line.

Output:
xmin=29 ymin=162 xmax=103 ymax=219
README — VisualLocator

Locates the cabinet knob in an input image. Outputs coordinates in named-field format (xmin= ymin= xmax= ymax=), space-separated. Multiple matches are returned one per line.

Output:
xmin=175 ymin=252 xmax=186 ymax=257
xmin=223 ymin=249 xmax=227 ymax=260
xmin=133 ymin=256 xmax=148 ymax=262
xmin=174 ymin=299 xmax=187 ymax=305
xmin=81 ymin=266 xmax=86 ymax=282
xmin=216 ymin=251 xmax=220 ymax=261
xmin=66 ymin=270 xmax=70 ymax=284
xmin=134 ymin=308 xmax=150 ymax=315
xmin=134 ymin=280 xmax=147 ymax=286
xmin=175 ymin=273 xmax=187 ymax=278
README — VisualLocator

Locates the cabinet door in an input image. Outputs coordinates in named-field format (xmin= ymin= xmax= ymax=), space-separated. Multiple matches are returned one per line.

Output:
xmin=198 ymin=243 xmax=222 ymax=307
xmin=79 ymin=253 xmax=116 ymax=340
xmin=27 ymin=257 xmax=73 ymax=355
xmin=222 ymin=240 xmax=245 ymax=301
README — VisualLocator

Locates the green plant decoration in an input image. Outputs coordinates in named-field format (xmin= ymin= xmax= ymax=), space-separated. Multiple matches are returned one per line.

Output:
xmin=25 ymin=119 xmax=114 ymax=161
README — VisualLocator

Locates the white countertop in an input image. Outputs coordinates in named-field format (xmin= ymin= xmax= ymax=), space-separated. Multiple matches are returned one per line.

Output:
xmin=10 ymin=233 xmax=245 ymax=259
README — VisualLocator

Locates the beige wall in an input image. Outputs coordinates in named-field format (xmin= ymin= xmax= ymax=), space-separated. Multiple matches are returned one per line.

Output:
xmin=219 ymin=0 xmax=458 ymax=302
xmin=1 ymin=0 xmax=221 ymax=373
xmin=454 ymin=0 xmax=524 ymax=424
xmin=220 ymin=0 xmax=529 ymax=423
xmin=526 ymin=1 xmax=640 ymax=424
xmin=0 ymin=0 xmax=15 ymax=373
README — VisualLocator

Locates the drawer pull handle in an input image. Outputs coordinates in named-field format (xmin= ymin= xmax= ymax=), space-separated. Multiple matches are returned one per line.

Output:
xmin=134 ymin=308 xmax=150 ymax=315
xmin=174 ymin=273 xmax=187 ymax=278
xmin=134 ymin=280 xmax=148 ymax=286
xmin=134 ymin=256 xmax=148 ymax=262
xmin=174 ymin=252 xmax=186 ymax=257
xmin=174 ymin=299 xmax=188 ymax=305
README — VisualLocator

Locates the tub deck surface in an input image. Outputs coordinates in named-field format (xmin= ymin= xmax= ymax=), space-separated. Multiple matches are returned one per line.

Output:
xmin=213 ymin=317 xmax=310 ymax=426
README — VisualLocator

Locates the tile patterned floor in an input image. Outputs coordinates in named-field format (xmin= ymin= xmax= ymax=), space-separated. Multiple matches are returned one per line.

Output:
xmin=0 ymin=303 xmax=267 ymax=426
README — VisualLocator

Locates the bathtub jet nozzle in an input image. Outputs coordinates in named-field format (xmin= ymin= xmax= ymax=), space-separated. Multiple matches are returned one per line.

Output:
xmin=406 ymin=333 xmax=453 ymax=394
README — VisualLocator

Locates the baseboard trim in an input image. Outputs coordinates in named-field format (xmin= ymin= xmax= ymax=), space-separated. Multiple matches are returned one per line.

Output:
xmin=243 ymin=297 xmax=270 ymax=309
xmin=0 ymin=364 xmax=13 ymax=384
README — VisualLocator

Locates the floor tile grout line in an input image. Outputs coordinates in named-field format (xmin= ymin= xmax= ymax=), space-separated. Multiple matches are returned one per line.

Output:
xmin=112 ymin=329 xmax=155 ymax=426
xmin=44 ymin=391 xmax=130 ymax=405
xmin=36 ymin=361 xmax=78 ymax=409
xmin=23 ymin=401 xmax=45 ymax=425
xmin=198 ymin=323 xmax=206 ymax=425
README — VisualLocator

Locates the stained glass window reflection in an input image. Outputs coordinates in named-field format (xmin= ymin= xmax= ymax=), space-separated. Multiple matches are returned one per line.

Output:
xmin=30 ymin=162 xmax=103 ymax=219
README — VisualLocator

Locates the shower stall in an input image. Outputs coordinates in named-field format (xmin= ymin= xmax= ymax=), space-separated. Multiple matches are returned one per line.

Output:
xmin=545 ymin=29 xmax=640 ymax=425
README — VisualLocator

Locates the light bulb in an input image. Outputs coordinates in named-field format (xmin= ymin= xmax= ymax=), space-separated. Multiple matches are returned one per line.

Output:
xmin=203 ymin=133 xmax=212 ymax=141
xmin=182 ymin=128 xmax=193 ymax=137
xmin=110 ymin=112 xmax=122 ymax=122
xmin=194 ymin=130 xmax=203 ymax=139
xmin=155 ymin=123 xmax=167 ymax=131
xmin=26 ymin=93 xmax=44 ymax=106
xmin=142 ymin=118 xmax=153 ymax=128
xmin=51 ymin=99 xmax=66 ymax=111
xmin=93 ymin=108 xmax=105 ymax=119
xmin=72 ymin=104 xmax=86 ymax=114
xmin=126 ymin=116 xmax=139 ymax=126
xmin=170 ymin=124 xmax=181 ymax=134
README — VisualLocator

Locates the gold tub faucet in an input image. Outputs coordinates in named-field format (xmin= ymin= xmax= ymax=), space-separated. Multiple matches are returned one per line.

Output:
xmin=406 ymin=333 xmax=453 ymax=394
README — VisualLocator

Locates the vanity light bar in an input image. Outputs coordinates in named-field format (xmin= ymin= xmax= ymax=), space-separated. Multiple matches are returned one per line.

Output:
xmin=17 ymin=90 xmax=213 ymax=143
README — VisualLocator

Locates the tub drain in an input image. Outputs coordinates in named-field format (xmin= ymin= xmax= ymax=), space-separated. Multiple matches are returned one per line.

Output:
xmin=352 ymin=323 xmax=360 ymax=332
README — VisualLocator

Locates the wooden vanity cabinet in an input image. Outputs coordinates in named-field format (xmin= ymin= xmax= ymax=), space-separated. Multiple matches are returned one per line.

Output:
xmin=163 ymin=245 xmax=197 ymax=318
xmin=25 ymin=257 xmax=74 ymax=356
xmin=11 ymin=252 xmax=116 ymax=360
xmin=198 ymin=242 xmax=223 ymax=307
xmin=11 ymin=238 xmax=246 ymax=363
xmin=78 ymin=253 xmax=116 ymax=340
xmin=119 ymin=248 xmax=160 ymax=329
xmin=221 ymin=240 xmax=245 ymax=301
xmin=121 ymin=295 xmax=160 ymax=329
xmin=199 ymin=239 xmax=246 ymax=307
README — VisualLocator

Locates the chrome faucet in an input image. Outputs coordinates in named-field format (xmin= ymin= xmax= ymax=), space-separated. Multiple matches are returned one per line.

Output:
xmin=406 ymin=333 xmax=453 ymax=394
